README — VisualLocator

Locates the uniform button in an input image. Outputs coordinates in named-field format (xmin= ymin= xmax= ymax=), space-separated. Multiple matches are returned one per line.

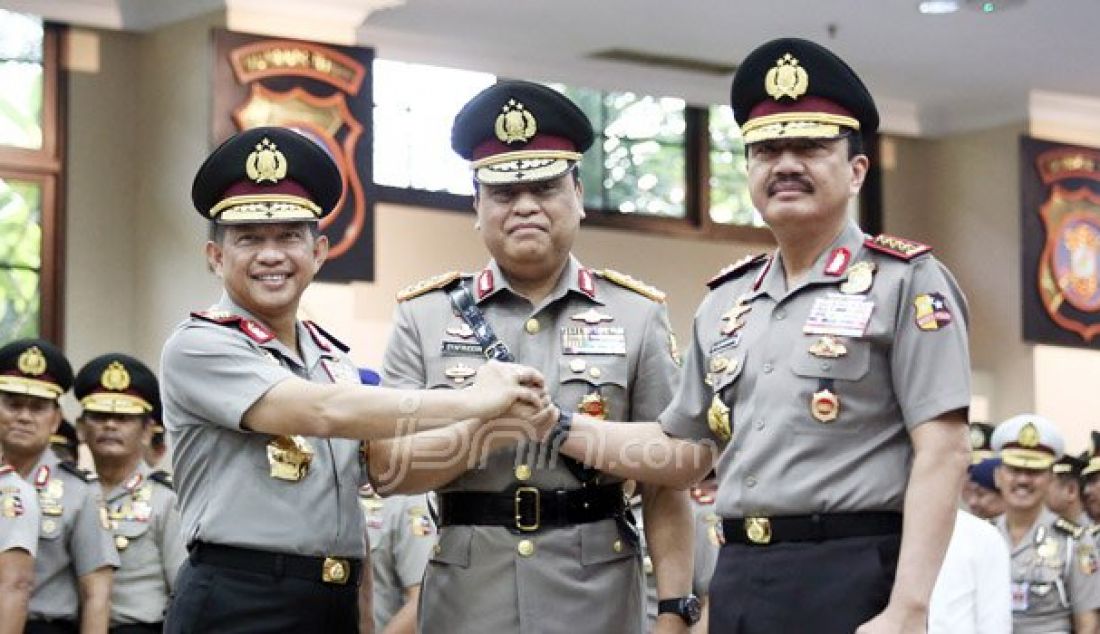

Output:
xmin=762 ymin=363 xmax=774 ymax=374
xmin=433 ymin=544 xmax=441 ymax=555
xmin=569 ymin=359 xmax=586 ymax=373
xmin=517 ymin=539 xmax=535 ymax=557
xmin=613 ymin=539 xmax=623 ymax=553
xmin=589 ymin=367 xmax=602 ymax=379
xmin=514 ymin=464 xmax=532 ymax=481
xmin=525 ymin=319 xmax=540 ymax=334
xmin=746 ymin=475 xmax=757 ymax=488
xmin=754 ymin=420 xmax=764 ymax=431
xmin=820 ymin=361 xmax=832 ymax=371
xmin=774 ymin=309 xmax=786 ymax=320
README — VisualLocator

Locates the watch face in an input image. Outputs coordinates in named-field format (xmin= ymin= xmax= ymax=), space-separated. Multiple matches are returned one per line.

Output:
xmin=684 ymin=596 xmax=703 ymax=624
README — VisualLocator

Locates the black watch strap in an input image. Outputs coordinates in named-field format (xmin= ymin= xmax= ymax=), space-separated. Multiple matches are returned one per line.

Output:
xmin=658 ymin=595 xmax=702 ymax=625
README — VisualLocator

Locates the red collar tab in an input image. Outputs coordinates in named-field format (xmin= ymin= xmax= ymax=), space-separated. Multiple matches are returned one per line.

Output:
xmin=752 ymin=256 xmax=773 ymax=292
xmin=124 ymin=472 xmax=144 ymax=492
xmin=191 ymin=310 xmax=275 ymax=344
xmin=824 ymin=247 xmax=851 ymax=277
xmin=864 ymin=234 xmax=932 ymax=261
xmin=578 ymin=268 xmax=596 ymax=299
xmin=34 ymin=465 xmax=50 ymax=489
xmin=239 ymin=319 xmax=275 ymax=344
xmin=477 ymin=269 xmax=495 ymax=300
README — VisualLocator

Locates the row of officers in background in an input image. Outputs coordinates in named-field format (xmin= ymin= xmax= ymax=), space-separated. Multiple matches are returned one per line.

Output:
xmin=0 ymin=339 xmax=720 ymax=633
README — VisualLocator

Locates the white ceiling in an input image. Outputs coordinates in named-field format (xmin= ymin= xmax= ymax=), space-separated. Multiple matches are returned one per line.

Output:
xmin=12 ymin=0 xmax=1100 ymax=136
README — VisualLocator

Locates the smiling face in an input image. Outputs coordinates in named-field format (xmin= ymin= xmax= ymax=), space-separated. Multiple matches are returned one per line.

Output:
xmin=746 ymin=136 xmax=867 ymax=233
xmin=80 ymin=411 xmax=151 ymax=463
xmin=473 ymin=172 xmax=584 ymax=273
xmin=996 ymin=463 xmax=1053 ymax=512
xmin=205 ymin=222 xmax=328 ymax=322
xmin=0 ymin=392 xmax=61 ymax=460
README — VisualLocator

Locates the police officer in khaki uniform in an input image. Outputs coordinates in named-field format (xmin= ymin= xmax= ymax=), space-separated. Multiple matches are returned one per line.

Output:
xmin=1048 ymin=453 xmax=1091 ymax=528
xmin=0 ymin=339 xmax=118 ymax=634
xmin=161 ymin=126 xmax=548 ymax=633
xmin=359 ymin=485 xmax=435 ymax=633
xmin=992 ymin=414 xmax=1100 ymax=633
xmin=552 ymin=38 xmax=972 ymax=634
xmin=0 ymin=460 xmax=40 ymax=633
xmin=368 ymin=81 xmax=695 ymax=633
xmin=76 ymin=353 xmax=186 ymax=633
xmin=1081 ymin=433 xmax=1100 ymax=525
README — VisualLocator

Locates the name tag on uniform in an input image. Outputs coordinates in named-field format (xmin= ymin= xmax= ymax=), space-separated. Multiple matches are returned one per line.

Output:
xmin=803 ymin=293 xmax=874 ymax=337
xmin=1011 ymin=581 xmax=1029 ymax=612
xmin=441 ymin=341 xmax=483 ymax=357
xmin=561 ymin=327 xmax=627 ymax=355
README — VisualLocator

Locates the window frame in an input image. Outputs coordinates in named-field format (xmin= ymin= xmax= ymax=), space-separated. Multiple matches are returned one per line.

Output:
xmin=0 ymin=23 xmax=64 ymax=341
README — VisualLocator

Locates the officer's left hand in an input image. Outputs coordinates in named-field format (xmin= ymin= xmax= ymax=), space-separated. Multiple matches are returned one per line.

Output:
xmin=654 ymin=614 xmax=691 ymax=634
xmin=855 ymin=604 xmax=927 ymax=634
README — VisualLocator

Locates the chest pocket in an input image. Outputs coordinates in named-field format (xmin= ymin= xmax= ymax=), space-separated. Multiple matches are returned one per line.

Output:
xmin=426 ymin=357 xmax=488 ymax=390
xmin=115 ymin=516 xmax=153 ymax=541
xmin=790 ymin=337 xmax=871 ymax=382
xmin=38 ymin=510 xmax=65 ymax=539
xmin=709 ymin=351 xmax=745 ymax=401
xmin=558 ymin=358 xmax=629 ymax=420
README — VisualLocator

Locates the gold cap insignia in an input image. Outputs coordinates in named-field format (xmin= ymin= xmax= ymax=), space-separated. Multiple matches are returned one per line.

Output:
xmin=245 ymin=137 xmax=289 ymax=184
xmin=494 ymin=99 xmax=538 ymax=144
xmin=100 ymin=361 xmax=131 ymax=391
xmin=17 ymin=347 xmax=47 ymax=376
xmin=765 ymin=53 xmax=809 ymax=100
xmin=1019 ymin=422 xmax=1040 ymax=448
xmin=970 ymin=427 xmax=986 ymax=451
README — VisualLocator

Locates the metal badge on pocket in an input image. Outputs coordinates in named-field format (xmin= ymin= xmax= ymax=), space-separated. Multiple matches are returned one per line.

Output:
xmin=266 ymin=435 xmax=314 ymax=481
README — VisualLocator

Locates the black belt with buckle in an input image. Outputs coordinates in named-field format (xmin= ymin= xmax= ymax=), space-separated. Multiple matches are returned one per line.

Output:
xmin=722 ymin=512 xmax=903 ymax=546
xmin=189 ymin=542 xmax=362 ymax=585
xmin=438 ymin=483 xmax=626 ymax=532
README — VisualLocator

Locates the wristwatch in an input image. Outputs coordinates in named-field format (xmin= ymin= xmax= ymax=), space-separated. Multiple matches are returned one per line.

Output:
xmin=548 ymin=409 xmax=573 ymax=447
xmin=657 ymin=594 xmax=702 ymax=626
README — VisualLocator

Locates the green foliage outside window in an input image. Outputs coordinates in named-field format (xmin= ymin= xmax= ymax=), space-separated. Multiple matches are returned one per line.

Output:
xmin=0 ymin=179 xmax=41 ymax=340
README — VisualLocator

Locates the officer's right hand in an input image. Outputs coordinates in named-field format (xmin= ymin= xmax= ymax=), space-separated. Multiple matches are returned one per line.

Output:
xmin=467 ymin=360 xmax=547 ymax=421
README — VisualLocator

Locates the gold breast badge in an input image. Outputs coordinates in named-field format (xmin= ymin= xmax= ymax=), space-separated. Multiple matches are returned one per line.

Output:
xmin=266 ymin=435 xmax=315 ymax=481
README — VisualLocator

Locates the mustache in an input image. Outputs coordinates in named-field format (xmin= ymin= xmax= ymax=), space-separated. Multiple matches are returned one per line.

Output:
xmin=767 ymin=176 xmax=814 ymax=196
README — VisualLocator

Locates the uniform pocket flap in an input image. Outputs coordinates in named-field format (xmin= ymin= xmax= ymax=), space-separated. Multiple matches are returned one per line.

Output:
xmin=791 ymin=338 xmax=870 ymax=381
xmin=580 ymin=519 xmax=639 ymax=566
xmin=430 ymin=526 xmax=473 ymax=568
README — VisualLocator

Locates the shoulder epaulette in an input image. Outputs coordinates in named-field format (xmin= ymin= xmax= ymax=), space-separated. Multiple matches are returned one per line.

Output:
xmin=59 ymin=461 xmax=96 ymax=483
xmin=303 ymin=321 xmax=350 ymax=353
xmin=396 ymin=271 xmax=463 ymax=302
xmin=864 ymin=234 xmax=932 ymax=261
xmin=190 ymin=310 xmax=275 ymax=344
xmin=1054 ymin=517 xmax=1085 ymax=539
xmin=149 ymin=470 xmax=174 ymax=490
xmin=707 ymin=253 xmax=769 ymax=289
xmin=596 ymin=269 xmax=665 ymax=303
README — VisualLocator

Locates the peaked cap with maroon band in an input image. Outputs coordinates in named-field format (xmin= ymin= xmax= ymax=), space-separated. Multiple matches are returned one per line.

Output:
xmin=731 ymin=37 xmax=878 ymax=145
xmin=74 ymin=353 xmax=159 ymax=416
xmin=192 ymin=126 xmax=344 ymax=224
xmin=451 ymin=80 xmax=594 ymax=185
xmin=0 ymin=338 xmax=72 ymax=400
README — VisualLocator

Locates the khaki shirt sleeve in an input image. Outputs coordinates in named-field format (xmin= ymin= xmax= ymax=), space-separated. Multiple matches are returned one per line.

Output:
xmin=393 ymin=494 xmax=435 ymax=589
xmin=162 ymin=323 xmax=296 ymax=431
xmin=1070 ymin=540 xmax=1100 ymax=613
xmin=659 ymin=308 xmax=717 ymax=443
xmin=382 ymin=302 xmax=427 ymax=390
xmin=0 ymin=480 xmax=39 ymax=556
xmin=157 ymin=493 xmax=187 ymax=591
xmin=891 ymin=257 xmax=972 ymax=428
xmin=630 ymin=302 xmax=680 ymax=422
xmin=71 ymin=487 xmax=119 ymax=576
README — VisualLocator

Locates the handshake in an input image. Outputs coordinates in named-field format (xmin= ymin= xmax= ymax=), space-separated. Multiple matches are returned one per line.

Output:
xmin=463 ymin=360 xmax=561 ymax=443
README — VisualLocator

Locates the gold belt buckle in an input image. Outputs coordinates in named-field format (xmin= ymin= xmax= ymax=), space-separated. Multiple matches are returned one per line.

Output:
xmin=744 ymin=517 xmax=772 ymax=545
xmin=514 ymin=486 xmax=541 ymax=532
xmin=322 ymin=557 xmax=350 ymax=584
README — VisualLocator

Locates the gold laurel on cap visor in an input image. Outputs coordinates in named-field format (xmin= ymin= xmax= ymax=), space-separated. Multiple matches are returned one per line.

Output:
xmin=1000 ymin=447 xmax=1057 ymax=470
xmin=0 ymin=376 xmax=63 ymax=400
xmin=80 ymin=393 xmax=153 ymax=415
xmin=1083 ymin=457 xmax=1100 ymax=477
xmin=472 ymin=150 xmax=583 ymax=185
xmin=208 ymin=194 xmax=323 ymax=224
xmin=741 ymin=112 xmax=860 ymax=145
xmin=970 ymin=449 xmax=994 ymax=465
